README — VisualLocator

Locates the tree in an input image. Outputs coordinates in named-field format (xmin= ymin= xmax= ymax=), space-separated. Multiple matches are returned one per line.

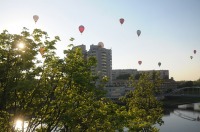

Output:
xmin=134 ymin=73 xmax=141 ymax=80
xmin=0 ymin=28 xmax=164 ymax=131
xmin=123 ymin=73 xmax=164 ymax=132
xmin=193 ymin=78 xmax=200 ymax=86
xmin=0 ymin=28 xmax=46 ymax=131
xmin=177 ymin=81 xmax=193 ymax=88
xmin=0 ymin=28 xmax=126 ymax=131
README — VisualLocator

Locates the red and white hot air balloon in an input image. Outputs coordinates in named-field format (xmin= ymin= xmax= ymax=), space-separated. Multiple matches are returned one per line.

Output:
xmin=33 ymin=15 xmax=39 ymax=23
xmin=119 ymin=18 xmax=124 ymax=25
xmin=138 ymin=61 xmax=142 ymax=65
xmin=79 ymin=25 xmax=85 ymax=34
xmin=137 ymin=30 xmax=141 ymax=37
xmin=194 ymin=50 xmax=197 ymax=54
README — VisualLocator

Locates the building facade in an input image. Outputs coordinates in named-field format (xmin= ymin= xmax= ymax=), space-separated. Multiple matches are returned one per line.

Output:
xmin=112 ymin=69 xmax=138 ymax=80
xmin=88 ymin=42 xmax=112 ymax=85
xmin=74 ymin=43 xmax=176 ymax=96
xmin=76 ymin=42 xmax=112 ymax=85
xmin=138 ymin=70 xmax=169 ymax=80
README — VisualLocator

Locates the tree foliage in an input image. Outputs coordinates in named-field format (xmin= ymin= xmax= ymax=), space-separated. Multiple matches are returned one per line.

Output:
xmin=194 ymin=78 xmax=200 ymax=86
xmin=116 ymin=74 xmax=131 ymax=80
xmin=123 ymin=73 xmax=164 ymax=132
xmin=0 ymin=28 xmax=126 ymax=131
xmin=0 ymin=28 xmax=163 ymax=131
xmin=177 ymin=81 xmax=194 ymax=88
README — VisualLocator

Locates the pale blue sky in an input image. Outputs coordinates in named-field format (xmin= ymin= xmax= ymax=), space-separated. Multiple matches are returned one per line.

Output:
xmin=0 ymin=0 xmax=200 ymax=81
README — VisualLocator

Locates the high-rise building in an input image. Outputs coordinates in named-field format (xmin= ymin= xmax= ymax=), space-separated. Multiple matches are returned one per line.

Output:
xmin=73 ymin=44 xmax=87 ymax=58
xmin=88 ymin=42 xmax=112 ymax=85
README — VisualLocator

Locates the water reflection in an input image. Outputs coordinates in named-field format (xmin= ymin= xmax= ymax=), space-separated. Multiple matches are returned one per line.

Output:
xmin=178 ymin=103 xmax=200 ymax=111
xmin=157 ymin=103 xmax=200 ymax=132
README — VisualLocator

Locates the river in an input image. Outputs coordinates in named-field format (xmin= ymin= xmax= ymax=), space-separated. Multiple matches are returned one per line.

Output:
xmin=16 ymin=102 xmax=200 ymax=132
xmin=156 ymin=102 xmax=200 ymax=132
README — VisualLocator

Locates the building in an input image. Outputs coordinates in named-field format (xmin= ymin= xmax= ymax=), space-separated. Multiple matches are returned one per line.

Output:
xmin=111 ymin=69 xmax=137 ymax=87
xmin=160 ymin=78 xmax=177 ymax=93
xmin=74 ymin=43 xmax=176 ymax=96
xmin=88 ymin=42 xmax=112 ymax=85
xmin=138 ymin=70 xmax=169 ymax=80
xmin=104 ymin=86 xmax=134 ymax=100
xmin=75 ymin=42 xmax=112 ymax=85
xmin=74 ymin=44 xmax=87 ymax=58
xmin=112 ymin=69 xmax=138 ymax=80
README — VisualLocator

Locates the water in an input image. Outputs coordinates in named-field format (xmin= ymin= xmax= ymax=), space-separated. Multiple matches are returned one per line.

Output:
xmin=157 ymin=102 xmax=200 ymax=132
xmin=16 ymin=103 xmax=200 ymax=132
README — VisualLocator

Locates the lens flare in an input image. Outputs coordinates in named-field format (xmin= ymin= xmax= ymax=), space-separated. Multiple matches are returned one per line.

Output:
xmin=15 ymin=119 xmax=23 ymax=130
xmin=18 ymin=43 xmax=25 ymax=49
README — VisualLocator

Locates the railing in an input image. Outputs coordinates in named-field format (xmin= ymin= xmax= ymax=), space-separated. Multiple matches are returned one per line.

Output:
xmin=165 ymin=87 xmax=200 ymax=97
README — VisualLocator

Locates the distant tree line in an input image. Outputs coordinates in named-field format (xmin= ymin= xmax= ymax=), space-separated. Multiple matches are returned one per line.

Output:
xmin=176 ymin=78 xmax=200 ymax=88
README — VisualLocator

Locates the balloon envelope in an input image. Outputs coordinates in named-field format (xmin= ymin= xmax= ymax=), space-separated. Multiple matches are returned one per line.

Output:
xmin=194 ymin=50 xmax=197 ymax=54
xmin=39 ymin=47 xmax=45 ymax=56
xmin=190 ymin=56 xmax=193 ymax=59
xmin=158 ymin=62 xmax=161 ymax=67
xmin=138 ymin=61 xmax=142 ymax=65
xmin=137 ymin=30 xmax=141 ymax=37
xmin=33 ymin=15 xmax=39 ymax=23
xmin=79 ymin=25 xmax=85 ymax=34
xmin=119 ymin=18 xmax=124 ymax=25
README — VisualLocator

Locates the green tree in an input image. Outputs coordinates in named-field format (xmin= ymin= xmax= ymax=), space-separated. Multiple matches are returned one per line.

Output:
xmin=193 ymin=78 xmax=200 ymax=86
xmin=0 ymin=27 xmax=68 ymax=131
xmin=177 ymin=81 xmax=193 ymax=88
xmin=0 ymin=28 xmax=45 ymax=131
xmin=124 ymin=73 xmax=164 ymax=132
xmin=0 ymin=28 xmax=126 ymax=131
xmin=45 ymin=44 xmax=126 ymax=131
xmin=0 ymin=28 xmax=164 ymax=132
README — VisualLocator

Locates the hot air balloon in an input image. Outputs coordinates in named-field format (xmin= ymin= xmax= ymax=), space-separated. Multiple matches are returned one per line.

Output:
xmin=158 ymin=62 xmax=161 ymax=67
xmin=119 ymin=18 xmax=124 ymax=25
xmin=194 ymin=50 xmax=197 ymax=54
xmin=190 ymin=56 xmax=193 ymax=59
xmin=138 ymin=61 xmax=142 ymax=65
xmin=137 ymin=30 xmax=141 ymax=37
xmin=33 ymin=15 xmax=39 ymax=23
xmin=79 ymin=25 xmax=85 ymax=34
xmin=39 ymin=47 xmax=45 ymax=56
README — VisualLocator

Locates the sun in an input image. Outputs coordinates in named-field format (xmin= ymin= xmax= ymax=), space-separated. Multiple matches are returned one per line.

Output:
xmin=15 ymin=119 xmax=23 ymax=130
xmin=18 ymin=43 xmax=25 ymax=49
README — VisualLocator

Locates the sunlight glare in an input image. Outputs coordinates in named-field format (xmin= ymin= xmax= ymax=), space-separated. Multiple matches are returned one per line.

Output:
xmin=18 ymin=43 xmax=25 ymax=49
xmin=15 ymin=119 xmax=22 ymax=130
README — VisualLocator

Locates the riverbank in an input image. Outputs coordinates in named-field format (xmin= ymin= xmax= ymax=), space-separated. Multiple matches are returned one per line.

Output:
xmin=161 ymin=96 xmax=200 ymax=108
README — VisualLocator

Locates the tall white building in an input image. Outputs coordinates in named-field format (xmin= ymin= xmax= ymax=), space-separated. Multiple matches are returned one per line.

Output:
xmin=88 ymin=42 xmax=112 ymax=85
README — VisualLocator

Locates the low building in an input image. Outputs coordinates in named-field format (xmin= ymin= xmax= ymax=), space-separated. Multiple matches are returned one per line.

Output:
xmin=112 ymin=69 xmax=138 ymax=80
xmin=104 ymin=86 xmax=134 ymax=99
xmin=160 ymin=78 xmax=178 ymax=93
xmin=138 ymin=70 xmax=169 ymax=80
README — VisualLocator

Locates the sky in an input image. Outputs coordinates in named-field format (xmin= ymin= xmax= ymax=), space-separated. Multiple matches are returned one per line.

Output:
xmin=0 ymin=0 xmax=200 ymax=81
